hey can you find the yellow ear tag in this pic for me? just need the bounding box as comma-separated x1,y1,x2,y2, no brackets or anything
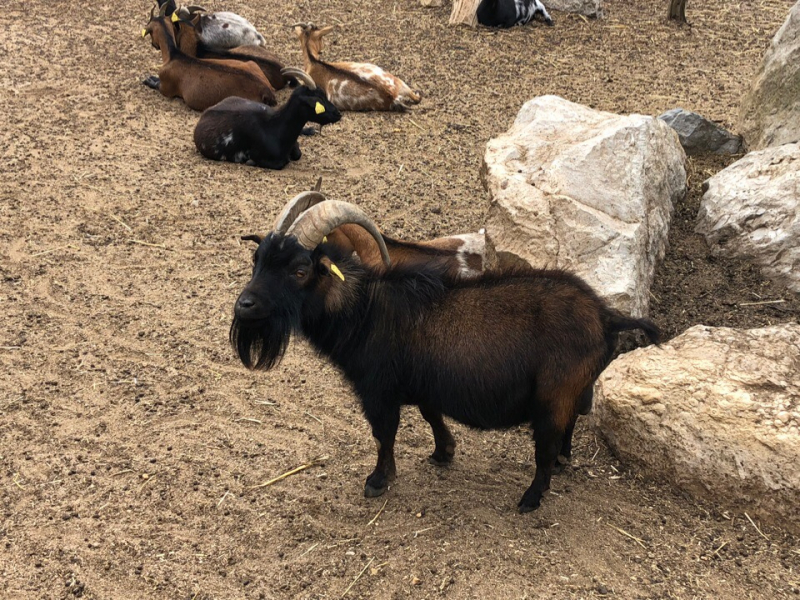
322,236,328,243
330,264,345,281
171,12,180,22
141,28,147,37
315,102,325,115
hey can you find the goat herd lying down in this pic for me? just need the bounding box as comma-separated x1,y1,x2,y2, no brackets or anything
138,3,660,513
140,2,422,169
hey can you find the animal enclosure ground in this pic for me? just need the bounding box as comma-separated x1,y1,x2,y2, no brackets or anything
1,0,799,598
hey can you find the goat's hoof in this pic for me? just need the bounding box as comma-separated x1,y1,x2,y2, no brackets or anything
552,455,570,475
427,450,454,466
142,76,160,89
517,489,543,513
364,482,387,498
545,18,555,26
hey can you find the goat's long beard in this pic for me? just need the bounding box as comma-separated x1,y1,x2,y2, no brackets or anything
229,316,291,370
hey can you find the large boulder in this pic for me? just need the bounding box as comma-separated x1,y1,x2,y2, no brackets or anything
738,2,800,150
658,108,742,155
594,324,800,534
482,95,685,317
695,142,800,295
543,0,603,18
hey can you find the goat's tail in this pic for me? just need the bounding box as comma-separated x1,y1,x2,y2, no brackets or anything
607,312,661,345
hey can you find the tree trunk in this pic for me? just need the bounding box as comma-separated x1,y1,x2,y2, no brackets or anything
449,0,481,26
668,0,687,23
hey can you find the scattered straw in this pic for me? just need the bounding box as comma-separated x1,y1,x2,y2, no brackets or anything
739,299,785,307
341,557,374,598
234,418,262,425
30,244,78,258
298,542,319,558
111,469,134,477
130,239,167,249
248,456,328,490
217,491,230,508
138,473,156,492
12,473,25,489
109,213,132,231
367,498,388,526
304,411,322,425
408,119,426,133
712,540,728,557
607,524,647,549
744,512,770,541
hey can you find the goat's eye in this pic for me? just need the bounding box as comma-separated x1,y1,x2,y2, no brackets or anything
295,269,307,279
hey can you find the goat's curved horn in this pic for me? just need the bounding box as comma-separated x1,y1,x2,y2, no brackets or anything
186,5,206,12
280,67,315,89
150,4,156,19
286,201,391,268
273,190,327,234
159,2,169,17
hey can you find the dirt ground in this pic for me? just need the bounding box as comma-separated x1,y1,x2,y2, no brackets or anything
2,0,799,598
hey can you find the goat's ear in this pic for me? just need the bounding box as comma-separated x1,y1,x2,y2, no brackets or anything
318,255,345,281
302,96,327,115
318,25,335,36
241,234,263,245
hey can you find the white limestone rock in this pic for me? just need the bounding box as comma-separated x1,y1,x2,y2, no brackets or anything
482,95,686,317
738,1,800,150
695,142,800,295
593,324,800,533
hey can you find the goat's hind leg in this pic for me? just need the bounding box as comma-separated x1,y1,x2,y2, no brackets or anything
363,400,400,498
518,417,563,513
419,405,456,466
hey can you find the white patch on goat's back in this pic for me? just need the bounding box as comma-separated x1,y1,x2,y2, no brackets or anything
452,233,486,277
222,133,234,146
233,151,247,163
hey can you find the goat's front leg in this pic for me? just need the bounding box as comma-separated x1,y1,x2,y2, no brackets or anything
142,76,161,90
362,400,400,498
419,405,456,466
289,142,302,161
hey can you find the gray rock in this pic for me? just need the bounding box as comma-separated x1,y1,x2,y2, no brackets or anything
594,324,800,534
695,142,800,295
659,108,742,155
482,95,685,317
738,1,800,150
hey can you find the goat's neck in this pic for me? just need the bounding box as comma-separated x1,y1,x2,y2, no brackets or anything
153,20,180,63
299,38,321,72
272,97,313,144
175,27,199,56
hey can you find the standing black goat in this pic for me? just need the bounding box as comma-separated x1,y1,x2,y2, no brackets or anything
231,204,660,512
193,68,341,169
477,0,554,27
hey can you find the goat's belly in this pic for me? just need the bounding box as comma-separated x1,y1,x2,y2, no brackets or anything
407,379,535,430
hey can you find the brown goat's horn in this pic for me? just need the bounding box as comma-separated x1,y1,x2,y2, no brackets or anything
186,5,206,12
286,201,391,268
150,4,156,19
273,190,327,234
281,67,315,89
159,2,169,17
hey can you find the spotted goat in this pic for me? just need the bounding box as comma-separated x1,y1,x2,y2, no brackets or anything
295,23,421,111
477,0,554,27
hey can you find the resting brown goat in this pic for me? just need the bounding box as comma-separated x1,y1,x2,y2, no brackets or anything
141,4,276,111
172,9,290,91
271,184,488,278
294,23,421,111
231,203,660,512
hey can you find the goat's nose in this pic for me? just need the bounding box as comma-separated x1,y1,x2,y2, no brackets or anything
235,295,258,317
